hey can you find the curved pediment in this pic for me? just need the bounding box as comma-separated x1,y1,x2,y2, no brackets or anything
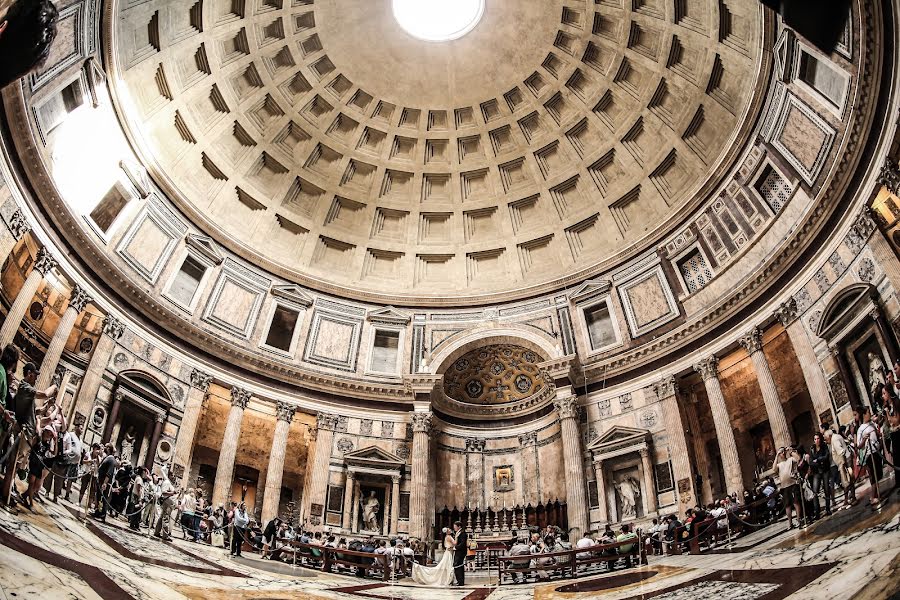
816,283,877,340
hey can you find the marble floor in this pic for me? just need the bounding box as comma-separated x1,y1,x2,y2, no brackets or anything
0,491,898,600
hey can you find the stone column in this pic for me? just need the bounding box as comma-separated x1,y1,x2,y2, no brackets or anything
409,411,433,541
261,400,295,524
870,306,900,365
390,474,401,535
555,394,588,538
776,299,834,425
0,247,55,348
102,390,123,443
350,479,360,532
831,346,862,410
144,413,165,469
73,315,125,425
639,447,657,515
694,356,744,496
685,395,713,504
211,387,251,507
304,412,337,529
593,460,608,523
341,470,355,530
739,328,793,449
172,369,211,482
36,284,92,390
652,376,695,509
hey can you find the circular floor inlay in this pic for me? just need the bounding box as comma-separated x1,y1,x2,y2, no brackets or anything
392,0,485,41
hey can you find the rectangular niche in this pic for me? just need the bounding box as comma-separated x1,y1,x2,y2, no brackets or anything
263,304,301,353
583,298,619,352
369,329,401,374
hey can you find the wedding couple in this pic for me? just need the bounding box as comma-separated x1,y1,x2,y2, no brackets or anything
412,521,468,587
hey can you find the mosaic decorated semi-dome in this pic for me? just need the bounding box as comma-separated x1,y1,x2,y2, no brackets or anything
443,344,546,405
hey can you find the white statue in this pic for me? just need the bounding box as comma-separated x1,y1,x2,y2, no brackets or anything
360,490,380,531
614,476,641,520
868,351,887,394
120,425,136,465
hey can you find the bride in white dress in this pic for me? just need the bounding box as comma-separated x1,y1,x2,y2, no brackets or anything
412,528,456,586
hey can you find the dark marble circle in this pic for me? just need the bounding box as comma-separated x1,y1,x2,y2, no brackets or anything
555,570,658,593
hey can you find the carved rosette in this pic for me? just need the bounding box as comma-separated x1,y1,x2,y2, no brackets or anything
738,328,763,354
9,209,30,240
774,297,798,327
651,376,678,401
68,284,93,313
553,395,579,420
189,368,212,392
410,411,433,435
102,315,126,340
465,437,486,452
275,400,296,423
517,431,538,446
32,247,57,275
693,356,719,381
230,386,251,409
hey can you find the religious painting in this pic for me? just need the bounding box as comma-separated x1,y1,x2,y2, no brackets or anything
357,486,386,533
749,422,776,475
612,466,643,521
493,465,515,492
326,485,344,514
310,503,324,517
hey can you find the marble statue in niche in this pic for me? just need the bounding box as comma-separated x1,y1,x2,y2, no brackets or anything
867,351,887,394
120,425,136,465
359,489,383,532
613,470,642,520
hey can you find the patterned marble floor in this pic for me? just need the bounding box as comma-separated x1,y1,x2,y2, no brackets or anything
0,493,898,600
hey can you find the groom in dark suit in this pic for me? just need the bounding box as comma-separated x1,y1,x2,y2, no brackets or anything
451,521,467,586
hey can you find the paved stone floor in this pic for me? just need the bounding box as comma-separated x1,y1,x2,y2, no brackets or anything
0,490,898,600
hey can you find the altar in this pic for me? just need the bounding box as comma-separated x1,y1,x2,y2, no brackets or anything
340,447,405,536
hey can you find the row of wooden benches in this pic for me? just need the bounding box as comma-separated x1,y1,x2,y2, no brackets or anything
496,535,647,584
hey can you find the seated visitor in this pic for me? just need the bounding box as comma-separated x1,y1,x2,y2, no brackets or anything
507,536,531,583
615,524,638,569
575,530,596,560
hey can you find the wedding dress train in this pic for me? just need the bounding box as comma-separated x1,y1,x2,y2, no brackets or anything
412,542,455,586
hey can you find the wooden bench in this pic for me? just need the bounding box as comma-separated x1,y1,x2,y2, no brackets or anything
272,540,392,581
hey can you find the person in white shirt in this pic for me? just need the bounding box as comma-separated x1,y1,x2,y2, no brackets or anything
855,407,883,505
153,468,176,540
776,446,802,529
56,424,83,502
230,502,250,557
575,531,596,560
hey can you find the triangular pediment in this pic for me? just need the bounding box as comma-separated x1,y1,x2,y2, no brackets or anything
185,233,224,265
367,306,410,325
568,278,611,304
587,425,649,452
344,445,404,468
271,284,314,307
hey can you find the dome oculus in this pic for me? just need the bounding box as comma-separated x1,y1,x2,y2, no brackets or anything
392,0,485,42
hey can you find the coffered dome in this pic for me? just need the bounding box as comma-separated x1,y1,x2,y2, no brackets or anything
109,0,765,302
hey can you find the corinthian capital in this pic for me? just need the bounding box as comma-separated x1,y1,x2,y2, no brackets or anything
68,284,93,314
738,328,763,354
693,356,719,381
276,401,296,423
189,368,212,392
9,209,30,240
33,247,57,275
410,411,433,435
553,395,579,420
102,315,126,340
774,297,798,327
651,376,678,401
230,386,251,409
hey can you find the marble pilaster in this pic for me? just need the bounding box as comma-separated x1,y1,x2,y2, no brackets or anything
593,460,608,523
694,356,744,496
0,247,54,348
390,474,400,535
144,413,164,469
211,387,251,507
303,412,337,529
37,284,91,390
341,471,354,530
261,401,295,524
652,376,695,509
555,394,588,538
465,437,486,509
640,447,657,515
409,410,432,540
73,315,125,427
172,369,211,482
739,328,792,449
518,431,539,506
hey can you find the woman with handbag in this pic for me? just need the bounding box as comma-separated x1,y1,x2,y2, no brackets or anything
855,406,883,505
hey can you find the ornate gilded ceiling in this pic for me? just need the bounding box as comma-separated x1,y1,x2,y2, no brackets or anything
442,344,547,405
109,0,765,301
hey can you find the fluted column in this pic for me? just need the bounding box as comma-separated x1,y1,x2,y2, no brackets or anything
555,394,588,538
36,284,91,390
390,474,401,535
304,412,337,530
102,390,123,443
261,401,296,524
593,460,608,523
776,299,834,425
73,315,125,426
870,306,900,365
144,413,165,469
694,356,744,496
519,431,539,506
409,411,433,540
0,247,55,348
652,376,695,510
739,328,792,449
341,471,355,530
211,387,251,507
640,447,657,514
172,369,211,482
